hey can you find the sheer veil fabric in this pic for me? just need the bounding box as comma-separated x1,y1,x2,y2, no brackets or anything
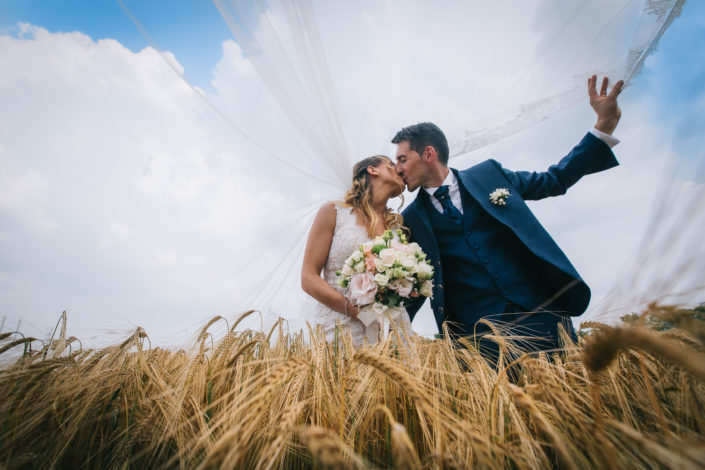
126,0,699,335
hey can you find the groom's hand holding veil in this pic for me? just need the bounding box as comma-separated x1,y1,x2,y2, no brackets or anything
588,74,624,135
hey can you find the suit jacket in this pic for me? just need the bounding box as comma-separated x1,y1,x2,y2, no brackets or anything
402,132,618,330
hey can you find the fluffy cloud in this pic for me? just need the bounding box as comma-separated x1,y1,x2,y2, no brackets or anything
0,145,56,236
0,24,320,346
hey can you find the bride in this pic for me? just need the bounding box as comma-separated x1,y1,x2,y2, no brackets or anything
301,155,412,346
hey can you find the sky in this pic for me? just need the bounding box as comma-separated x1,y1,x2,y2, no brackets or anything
0,0,703,348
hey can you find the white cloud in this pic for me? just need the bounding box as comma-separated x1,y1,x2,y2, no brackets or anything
97,221,135,248
0,25,310,346
0,145,56,236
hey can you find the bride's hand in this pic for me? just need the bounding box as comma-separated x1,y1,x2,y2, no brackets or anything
346,298,360,319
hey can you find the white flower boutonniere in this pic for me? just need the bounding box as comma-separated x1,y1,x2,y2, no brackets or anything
489,188,510,206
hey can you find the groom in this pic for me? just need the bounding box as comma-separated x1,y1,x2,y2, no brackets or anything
394,75,623,355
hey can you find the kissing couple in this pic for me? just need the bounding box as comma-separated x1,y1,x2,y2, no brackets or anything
301,75,624,357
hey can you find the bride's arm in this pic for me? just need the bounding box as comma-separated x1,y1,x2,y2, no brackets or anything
301,203,359,318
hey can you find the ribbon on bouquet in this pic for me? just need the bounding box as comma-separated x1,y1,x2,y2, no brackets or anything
356,302,407,344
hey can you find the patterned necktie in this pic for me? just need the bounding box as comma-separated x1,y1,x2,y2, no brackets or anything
433,185,462,223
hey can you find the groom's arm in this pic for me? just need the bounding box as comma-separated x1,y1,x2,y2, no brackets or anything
500,132,618,200
503,75,624,201
401,205,431,322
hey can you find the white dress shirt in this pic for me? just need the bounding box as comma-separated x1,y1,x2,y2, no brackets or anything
424,170,465,215
423,128,619,214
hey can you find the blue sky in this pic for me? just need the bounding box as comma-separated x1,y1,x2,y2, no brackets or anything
0,0,233,87
631,1,704,157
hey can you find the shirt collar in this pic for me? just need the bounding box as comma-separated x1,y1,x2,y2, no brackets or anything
423,168,456,196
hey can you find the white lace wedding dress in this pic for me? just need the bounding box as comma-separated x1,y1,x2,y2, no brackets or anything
302,204,412,346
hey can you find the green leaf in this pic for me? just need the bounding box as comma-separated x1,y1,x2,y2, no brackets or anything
385,294,400,308
371,243,386,254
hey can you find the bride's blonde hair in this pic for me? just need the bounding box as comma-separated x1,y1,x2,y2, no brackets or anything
343,155,405,237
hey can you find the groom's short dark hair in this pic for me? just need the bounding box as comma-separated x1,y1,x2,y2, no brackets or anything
391,122,449,165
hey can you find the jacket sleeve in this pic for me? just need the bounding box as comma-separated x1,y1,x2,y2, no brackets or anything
501,132,619,201
401,205,430,322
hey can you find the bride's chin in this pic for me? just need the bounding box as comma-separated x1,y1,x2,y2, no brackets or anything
389,186,404,198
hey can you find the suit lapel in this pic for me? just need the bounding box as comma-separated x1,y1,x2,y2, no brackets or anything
455,163,582,278
408,192,438,256
455,164,523,230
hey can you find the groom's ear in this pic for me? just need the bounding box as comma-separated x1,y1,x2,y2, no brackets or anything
423,145,437,163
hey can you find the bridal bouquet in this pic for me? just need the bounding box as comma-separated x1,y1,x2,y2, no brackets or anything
336,229,434,341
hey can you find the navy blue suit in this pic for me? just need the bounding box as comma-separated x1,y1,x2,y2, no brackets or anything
402,132,618,350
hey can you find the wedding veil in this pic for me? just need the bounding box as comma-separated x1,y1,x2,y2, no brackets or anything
121,0,701,335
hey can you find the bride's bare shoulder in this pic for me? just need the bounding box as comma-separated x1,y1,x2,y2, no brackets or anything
318,201,337,216
311,202,338,230
313,201,353,231
320,201,351,215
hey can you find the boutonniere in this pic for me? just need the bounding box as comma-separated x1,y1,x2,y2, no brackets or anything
489,188,510,206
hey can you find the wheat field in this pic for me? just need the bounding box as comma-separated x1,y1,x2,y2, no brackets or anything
1,305,704,469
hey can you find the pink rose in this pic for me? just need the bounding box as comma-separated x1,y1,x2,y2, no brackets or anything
349,272,378,306
390,240,413,255
364,254,377,272
388,278,413,297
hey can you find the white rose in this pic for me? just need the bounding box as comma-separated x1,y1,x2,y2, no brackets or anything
401,255,418,272
390,240,405,252
354,261,366,273
352,251,364,263
374,273,389,287
419,280,433,298
379,248,396,267
391,267,406,279
342,264,354,276
416,262,433,280
374,258,386,272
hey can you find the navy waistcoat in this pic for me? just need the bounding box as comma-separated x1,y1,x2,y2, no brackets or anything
422,175,567,335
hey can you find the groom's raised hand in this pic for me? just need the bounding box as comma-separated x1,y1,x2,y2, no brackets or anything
588,75,624,135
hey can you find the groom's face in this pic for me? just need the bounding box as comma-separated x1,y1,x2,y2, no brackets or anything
395,141,425,192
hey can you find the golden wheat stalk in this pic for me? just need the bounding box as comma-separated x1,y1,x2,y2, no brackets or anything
583,325,705,381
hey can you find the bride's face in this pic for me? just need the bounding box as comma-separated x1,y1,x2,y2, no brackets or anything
377,159,405,198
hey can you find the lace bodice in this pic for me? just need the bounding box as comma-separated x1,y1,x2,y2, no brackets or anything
321,204,371,293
